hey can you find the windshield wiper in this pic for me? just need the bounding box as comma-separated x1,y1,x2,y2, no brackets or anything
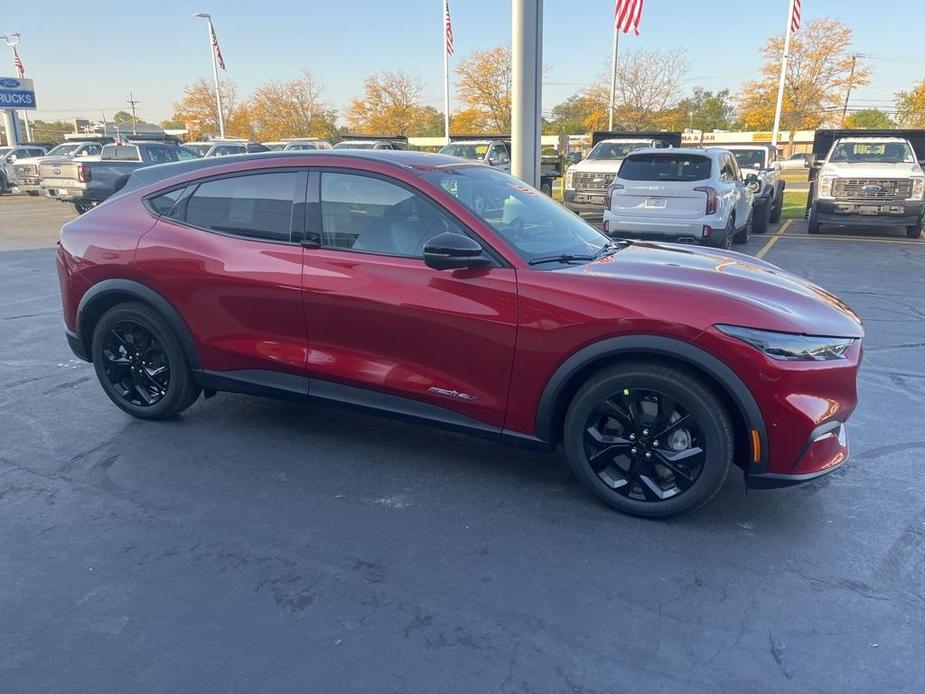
528,254,596,266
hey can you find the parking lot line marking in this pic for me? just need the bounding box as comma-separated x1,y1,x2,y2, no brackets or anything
767,234,922,246
755,220,791,259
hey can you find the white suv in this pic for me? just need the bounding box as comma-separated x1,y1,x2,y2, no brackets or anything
603,147,756,249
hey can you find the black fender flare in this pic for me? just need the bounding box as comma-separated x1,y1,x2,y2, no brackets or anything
76,278,202,370
533,335,768,472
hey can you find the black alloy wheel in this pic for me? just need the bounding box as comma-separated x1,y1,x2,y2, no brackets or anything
583,388,705,502
91,302,200,419
563,362,733,517
101,320,170,407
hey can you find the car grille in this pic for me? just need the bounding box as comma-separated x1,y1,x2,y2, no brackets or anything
14,164,38,177
573,171,617,191
832,178,912,200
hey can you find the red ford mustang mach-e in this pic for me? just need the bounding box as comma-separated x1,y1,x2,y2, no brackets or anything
56,151,863,516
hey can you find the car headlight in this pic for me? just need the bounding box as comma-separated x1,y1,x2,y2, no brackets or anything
717,325,854,361
818,175,837,199
565,169,575,190
910,176,924,201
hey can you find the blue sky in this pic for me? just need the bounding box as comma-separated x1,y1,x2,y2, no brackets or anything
5,0,925,125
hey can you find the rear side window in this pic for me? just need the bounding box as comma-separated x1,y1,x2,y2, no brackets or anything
103,146,140,161
148,188,186,217
184,172,299,242
619,153,712,182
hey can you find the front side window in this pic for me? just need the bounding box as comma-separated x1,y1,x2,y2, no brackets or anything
321,172,457,257
421,165,609,264
619,153,712,182
185,172,299,242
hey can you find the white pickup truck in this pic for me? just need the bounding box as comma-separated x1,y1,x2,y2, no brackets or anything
564,131,681,216
807,130,925,238
10,141,103,195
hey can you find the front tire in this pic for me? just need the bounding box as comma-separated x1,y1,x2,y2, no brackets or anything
90,302,200,420
563,362,734,518
769,183,785,223
807,204,821,234
907,218,923,239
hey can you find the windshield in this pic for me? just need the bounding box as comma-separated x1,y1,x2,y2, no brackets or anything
421,165,610,264
587,142,649,160
619,153,712,182
439,143,489,160
731,149,766,170
47,144,81,157
830,141,915,164
333,142,376,150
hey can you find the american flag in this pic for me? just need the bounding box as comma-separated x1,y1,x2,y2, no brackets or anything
790,0,801,31
12,46,24,79
444,0,454,56
615,0,644,36
210,22,226,70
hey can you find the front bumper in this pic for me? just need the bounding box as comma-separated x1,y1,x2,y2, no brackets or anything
564,190,607,215
748,420,849,489
814,199,924,226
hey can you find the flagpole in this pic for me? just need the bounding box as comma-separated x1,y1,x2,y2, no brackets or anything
770,0,795,150
608,23,619,131
443,0,450,143
194,13,225,138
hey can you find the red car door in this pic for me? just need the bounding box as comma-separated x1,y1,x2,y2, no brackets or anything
134,169,309,380
300,168,518,430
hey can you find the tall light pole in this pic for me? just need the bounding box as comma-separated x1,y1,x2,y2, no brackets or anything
193,12,225,138
1,32,32,142
511,0,543,189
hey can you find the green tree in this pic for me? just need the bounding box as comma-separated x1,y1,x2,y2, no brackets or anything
29,120,73,143
547,93,605,134
675,89,736,132
896,79,925,128
844,109,893,129
112,111,134,124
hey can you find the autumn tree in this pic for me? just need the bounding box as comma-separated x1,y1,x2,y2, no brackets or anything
896,79,925,128
455,45,512,133
580,48,688,130
249,71,338,141
547,93,607,134
738,18,870,134
348,71,442,136
171,78,242,140
450,107,492,134
844,108,893,129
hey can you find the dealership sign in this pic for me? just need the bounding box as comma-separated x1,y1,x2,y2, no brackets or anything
0,77,37,110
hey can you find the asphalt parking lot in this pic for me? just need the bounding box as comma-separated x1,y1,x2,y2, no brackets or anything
2,196,924,693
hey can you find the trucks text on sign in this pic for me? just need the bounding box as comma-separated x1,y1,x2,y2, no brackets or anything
0,77,37,110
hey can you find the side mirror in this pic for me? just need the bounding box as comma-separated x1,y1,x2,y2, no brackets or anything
744,173,760,191
6,155,15,163
423,232,491,271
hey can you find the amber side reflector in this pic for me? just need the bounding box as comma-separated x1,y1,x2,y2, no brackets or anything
751,429,762,463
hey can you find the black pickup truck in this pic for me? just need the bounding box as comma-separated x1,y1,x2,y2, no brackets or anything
40,142,197,214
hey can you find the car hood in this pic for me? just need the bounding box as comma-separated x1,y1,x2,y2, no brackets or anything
820,161,924,178
571,159,625,173
555,241,864,338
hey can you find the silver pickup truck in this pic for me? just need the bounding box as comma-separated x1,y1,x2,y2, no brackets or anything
10,141,103,195
41,142,193,214
0,144,47,194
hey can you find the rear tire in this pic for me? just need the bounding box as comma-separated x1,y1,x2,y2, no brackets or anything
563,362,734,518
90,302,200,420
707,215,734,249
541,181,552,196
73,202,93,215
734,211,752,244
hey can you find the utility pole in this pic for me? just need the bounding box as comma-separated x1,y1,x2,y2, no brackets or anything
608,26,619,131
771,0,796,149
127,92,140,134
840,55,857,128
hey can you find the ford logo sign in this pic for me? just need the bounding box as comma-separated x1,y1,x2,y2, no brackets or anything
0,78,20,89
53,167,61,175
863,184,882,194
